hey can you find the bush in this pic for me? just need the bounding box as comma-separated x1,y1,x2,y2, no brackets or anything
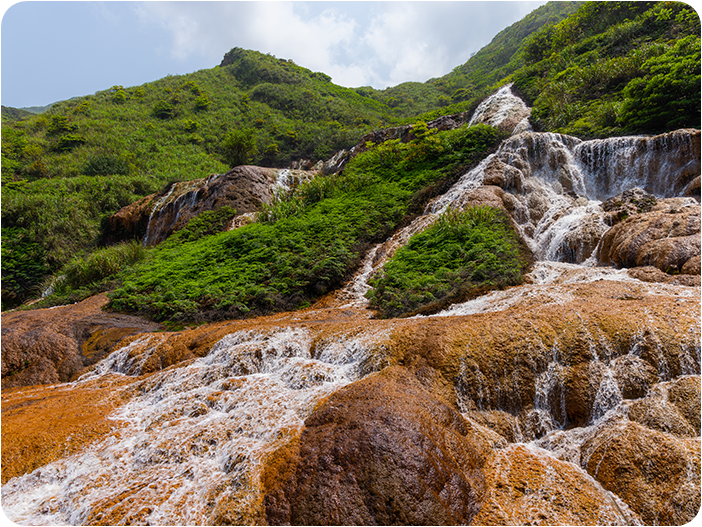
83,154,130,176
366,205,526,318
55,134,86,152
220,128,258,167
35,240,149,308
153,100,175,119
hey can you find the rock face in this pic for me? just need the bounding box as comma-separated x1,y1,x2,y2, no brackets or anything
597,200,701,273
1,294,159,388
473,444,640,525
265,367,490,526
103,166,317,246
3,264,699,525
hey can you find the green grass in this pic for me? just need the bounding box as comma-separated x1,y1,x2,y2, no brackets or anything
105,124,506,322
366,206,527,318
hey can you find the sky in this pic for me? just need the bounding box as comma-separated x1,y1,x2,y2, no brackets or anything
1,1,547,109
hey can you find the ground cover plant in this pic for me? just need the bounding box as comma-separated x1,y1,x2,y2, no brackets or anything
366,206,527,318
106,124,507,322
512,1,700,137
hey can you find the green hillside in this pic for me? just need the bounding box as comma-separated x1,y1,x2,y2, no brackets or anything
2,0,700,314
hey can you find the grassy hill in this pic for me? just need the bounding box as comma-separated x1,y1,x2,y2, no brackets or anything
2,0,699,314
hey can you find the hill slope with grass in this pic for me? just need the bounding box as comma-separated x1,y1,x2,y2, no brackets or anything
2,0,699,314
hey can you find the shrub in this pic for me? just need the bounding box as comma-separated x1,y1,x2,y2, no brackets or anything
194,94,211,111
34,240,149,308
220,128,258,167
55,134,86,152
366,205,526,318
46,115,76,135
153,100,175,119
83,154,130,176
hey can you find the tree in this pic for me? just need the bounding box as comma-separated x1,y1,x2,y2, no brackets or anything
220,129,258,167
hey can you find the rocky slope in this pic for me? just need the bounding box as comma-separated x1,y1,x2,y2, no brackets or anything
103,166,318,246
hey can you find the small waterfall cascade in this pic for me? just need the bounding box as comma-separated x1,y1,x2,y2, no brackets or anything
467,83,532,134
270,169,316,200
1,326,391,525
3,86,700,527
334,85,699,306
143,177,215,246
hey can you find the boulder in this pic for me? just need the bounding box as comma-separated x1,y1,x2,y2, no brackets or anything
581,420,701,525
103,166,319,247
264,366,491,526
597,203,700,273
473,444,641,525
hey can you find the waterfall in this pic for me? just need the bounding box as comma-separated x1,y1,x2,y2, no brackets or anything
1,327,391,525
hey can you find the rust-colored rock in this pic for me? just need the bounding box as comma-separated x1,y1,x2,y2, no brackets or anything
1,378,132,484
265,366,490,526
103,166,318,246
597,202,700,273
473,444,641,525
581,420,701,525
100,194,155,245
1,294,160,388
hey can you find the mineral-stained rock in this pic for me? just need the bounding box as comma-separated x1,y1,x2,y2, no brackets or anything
597,203,701,273
1,378,131,484
264,366,491,526
610,354,658,399
603,187,658,221
1,294,160,388
581,420,701,525
681,254,701,275
473,444,641,526
101,194,155,245
627,394,697,437
103,166,318,246
667,376,701,434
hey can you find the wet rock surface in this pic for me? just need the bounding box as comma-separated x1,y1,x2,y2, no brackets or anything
103,166,317,246
266,366,490,526
598,201,701,273
473,444,641,525
1,294,160,388
581,420,701,525
2,267,699,525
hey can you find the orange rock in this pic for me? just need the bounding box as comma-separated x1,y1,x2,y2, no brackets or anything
265,366,491,526
473,444,641,525
1,377,132,484
1,294,160,388
581,420,701,525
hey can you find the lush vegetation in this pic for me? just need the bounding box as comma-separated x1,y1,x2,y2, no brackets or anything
513,1,700,136
105,124,507,321
367,206,527,318
2,1,699,312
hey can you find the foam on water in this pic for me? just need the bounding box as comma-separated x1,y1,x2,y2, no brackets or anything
2,327,389,525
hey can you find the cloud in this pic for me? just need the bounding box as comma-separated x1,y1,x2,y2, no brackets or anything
133,1,547,89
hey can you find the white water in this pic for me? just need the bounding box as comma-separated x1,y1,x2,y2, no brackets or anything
4,84,700,526
2,327,392,525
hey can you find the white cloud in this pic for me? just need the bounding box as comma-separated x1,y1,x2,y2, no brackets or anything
134,1,548,89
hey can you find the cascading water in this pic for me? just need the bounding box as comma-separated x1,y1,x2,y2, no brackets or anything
1,327,392,525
